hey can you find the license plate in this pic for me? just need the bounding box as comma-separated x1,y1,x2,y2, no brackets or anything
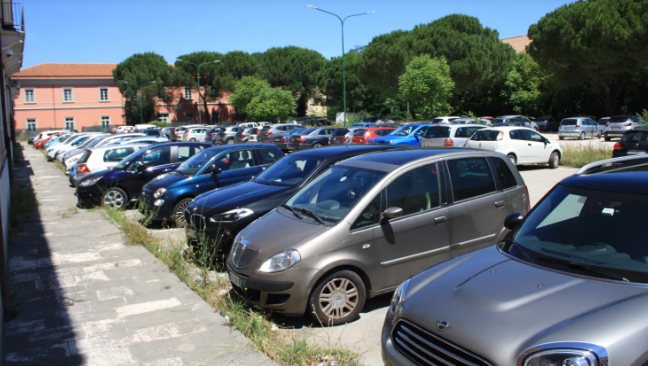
612,126,620,130
629,150,646,155
229,271,243,288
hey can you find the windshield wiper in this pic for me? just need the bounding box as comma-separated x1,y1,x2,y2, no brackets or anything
508,240,535,263
534,256,630,282
281,204,303,220
295,208,326,225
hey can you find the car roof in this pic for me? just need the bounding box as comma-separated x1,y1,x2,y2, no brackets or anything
291,145,398,159
89,143,149,151
562,156,648,196
339,148,477,172
202,143,278,153
481,126,533,131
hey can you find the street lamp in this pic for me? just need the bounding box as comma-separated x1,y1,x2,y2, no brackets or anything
176,59,221,124
307,5,374,127
123,80,156,124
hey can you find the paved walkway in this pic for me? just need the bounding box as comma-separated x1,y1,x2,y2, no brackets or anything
5,143,275,366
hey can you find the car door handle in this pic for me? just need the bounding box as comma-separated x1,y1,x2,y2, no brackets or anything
494,200,506,208
434,216,447,224
528,143,532,146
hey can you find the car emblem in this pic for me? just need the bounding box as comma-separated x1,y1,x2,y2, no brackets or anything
193,207,197,212
436,320,452,331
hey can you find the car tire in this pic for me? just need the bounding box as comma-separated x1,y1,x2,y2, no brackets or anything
507,154,517,166
604,135,610,142
548,151,560,169
226,139,235,145
189,138,197,142
578,132,585,140
313,143,323,148
308,270,366,326
558,136,564,140
102,187,128,210
172,198,193,226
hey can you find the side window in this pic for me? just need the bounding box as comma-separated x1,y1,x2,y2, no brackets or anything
375,129,390,136
455,128,468,138
103,148,135,162
216,150,255,171
177,146,199,162
142,148,172,167
491,157,517,189
256,149,278,165
447,158,496,201
351,193,381,230
385,164,440,216
509,130,524,140
522,130,544,142
318,129,328,135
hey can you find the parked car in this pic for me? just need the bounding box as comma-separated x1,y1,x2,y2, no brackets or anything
351,127,397,144
368,123,431,146
531,116,555,131
170,124,206,141
272,128,306,152
432,116,461,123
235,128,259,143
115,126,135,133
329,127,364,145
140,144,284,224
258,124,304,143
111,136,168,145
160,127,174,140
62,134,111,171
236,122,259,128
35,132,67,149
140,128,161,136
466,126,562,168
419,124,487,147
72,144,149,186
227,148,530,325
47,133,100,161
350,123,377,128
491,115,538,130
75,142,210,210
44,132,73,149
604,115,641,141
95,133,146,148
558,117,603,140
181,127,209,142
382,154,648,366
28,130,68,145
186,145,401,253
450,118,489,125
612,126,648,158
286,127,336,150
210,126,243,145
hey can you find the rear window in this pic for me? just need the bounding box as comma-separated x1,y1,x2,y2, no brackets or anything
621,131,648,142
354,129,367,136
471,130,501,141
561,119,578,125
422,127,451,138
333,128,349,136
431,118,445,123
78,150,91,164
491,118,505,124
609,116,633,123
492,157,517,189
104,147,136,162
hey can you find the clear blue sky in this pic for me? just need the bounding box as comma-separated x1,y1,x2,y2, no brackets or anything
21,0,575,68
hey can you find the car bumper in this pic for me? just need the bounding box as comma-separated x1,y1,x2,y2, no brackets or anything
138,193,175,221
381,321,417,366
273,141,291,151
604,130,627,136
557,131,581,138
75,185,103,207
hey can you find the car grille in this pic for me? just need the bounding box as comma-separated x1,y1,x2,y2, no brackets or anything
392,319,493,366
190,214,206,231
232,241,258,269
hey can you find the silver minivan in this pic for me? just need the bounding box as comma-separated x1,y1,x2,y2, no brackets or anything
227,149,529,325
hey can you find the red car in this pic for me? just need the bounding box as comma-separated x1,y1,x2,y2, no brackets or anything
35,132,66,149
351,127,396,144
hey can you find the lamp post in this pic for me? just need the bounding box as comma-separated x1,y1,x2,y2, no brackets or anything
123,80,156,124
307,5,374,127
176,59,221,124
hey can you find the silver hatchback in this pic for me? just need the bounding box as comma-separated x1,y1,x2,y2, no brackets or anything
558,117,602,140
419,124,487,147
604,115,641,141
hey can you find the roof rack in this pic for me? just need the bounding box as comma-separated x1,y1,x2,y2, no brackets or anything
577,154,648,175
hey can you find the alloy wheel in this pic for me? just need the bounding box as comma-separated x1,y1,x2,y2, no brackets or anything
318,278,359,320
103,190,125,209
174,200,191,225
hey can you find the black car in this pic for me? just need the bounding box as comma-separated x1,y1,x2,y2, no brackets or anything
75,142,210,209
531,116,555,131
184,145,401,252
612,126,648,158
140,128,161,136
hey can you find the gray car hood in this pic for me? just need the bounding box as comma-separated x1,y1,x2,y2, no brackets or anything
400,245,648,364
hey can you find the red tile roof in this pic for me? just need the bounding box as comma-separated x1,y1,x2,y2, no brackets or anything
501,36,531,53
13,63,117,79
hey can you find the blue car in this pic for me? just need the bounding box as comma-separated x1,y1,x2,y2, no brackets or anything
75,142,211,210
367,123,430,146
140,143,284,224
350,122,377,128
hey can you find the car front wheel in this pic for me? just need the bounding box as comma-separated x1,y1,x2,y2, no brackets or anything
308,270,366,326
313,143,323,148
102,187,128,210
172,198,193,226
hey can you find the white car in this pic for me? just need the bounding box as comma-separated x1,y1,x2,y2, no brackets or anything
115,126,135,133
420,124,487,147
72,144,148,185
110,136,168,145
30,130,69,144
95,133,146,147
181,127,209,142
46,133,99,160
466,126,562,168
432,116,461,123
237,122,259,128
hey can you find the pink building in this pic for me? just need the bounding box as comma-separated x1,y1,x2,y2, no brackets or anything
12,63,235,132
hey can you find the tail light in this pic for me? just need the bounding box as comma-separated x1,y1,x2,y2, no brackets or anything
574,125,580,129
613,142,622,150
497,131,504,141
263,131,272,135
208,132,215,136
237,134,244,138
329,137,332,141
173,128,177,133
625,122,632,126
295,136,306,142
444,138,454,147
340,137,348,142
77,164,90,173
280,137,288,142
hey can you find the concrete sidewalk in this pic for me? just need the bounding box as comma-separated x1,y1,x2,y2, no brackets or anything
5,143,275,366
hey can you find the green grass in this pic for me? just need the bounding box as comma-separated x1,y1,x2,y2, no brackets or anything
560,144,611,168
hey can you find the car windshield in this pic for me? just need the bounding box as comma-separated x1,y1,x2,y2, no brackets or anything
423,126,451,138
72,136,90,146
175,149,219,175
471,130,501,141
284,166,385,223
333,128,348,136
509,185,648,283
561,119,578,125
390,125,417,136
621,131,648,143
255,155,324,187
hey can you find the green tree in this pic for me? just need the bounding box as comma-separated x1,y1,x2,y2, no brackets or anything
246,88,297,122
113,52,178,124
528,0,648,116
398,55,455,119
229,77,272,120
174,51,224,123
322,49,368,113
501,53,544,115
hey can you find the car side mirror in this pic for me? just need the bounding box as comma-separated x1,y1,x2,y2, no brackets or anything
211,168,222,177
382,207,404,220
136,164,147,174
504,212,524,231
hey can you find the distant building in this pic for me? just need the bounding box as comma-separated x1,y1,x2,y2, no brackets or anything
502,35,531,53
12,63,235,132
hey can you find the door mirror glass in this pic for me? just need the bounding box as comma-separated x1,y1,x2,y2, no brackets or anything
382,207,404,220
504,212,524,230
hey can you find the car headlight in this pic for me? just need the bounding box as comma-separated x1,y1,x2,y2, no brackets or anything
523,350,597,366
387,278,410,319
258,249,301,273
79,176,102,187
209,208,254,223
153,188,166,198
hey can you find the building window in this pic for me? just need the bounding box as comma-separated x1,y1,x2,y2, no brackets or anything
65,117,75,130
24,89,35,103
101,116,110,128
185,112,194,122
184,87,192,100
26,118,37,131
158,113,169,123
99,87,109,101
63,88,74,102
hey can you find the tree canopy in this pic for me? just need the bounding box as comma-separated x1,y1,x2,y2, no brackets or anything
399,55,455,119
229,76,272,119
246,87,297,122
501,53,544,116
